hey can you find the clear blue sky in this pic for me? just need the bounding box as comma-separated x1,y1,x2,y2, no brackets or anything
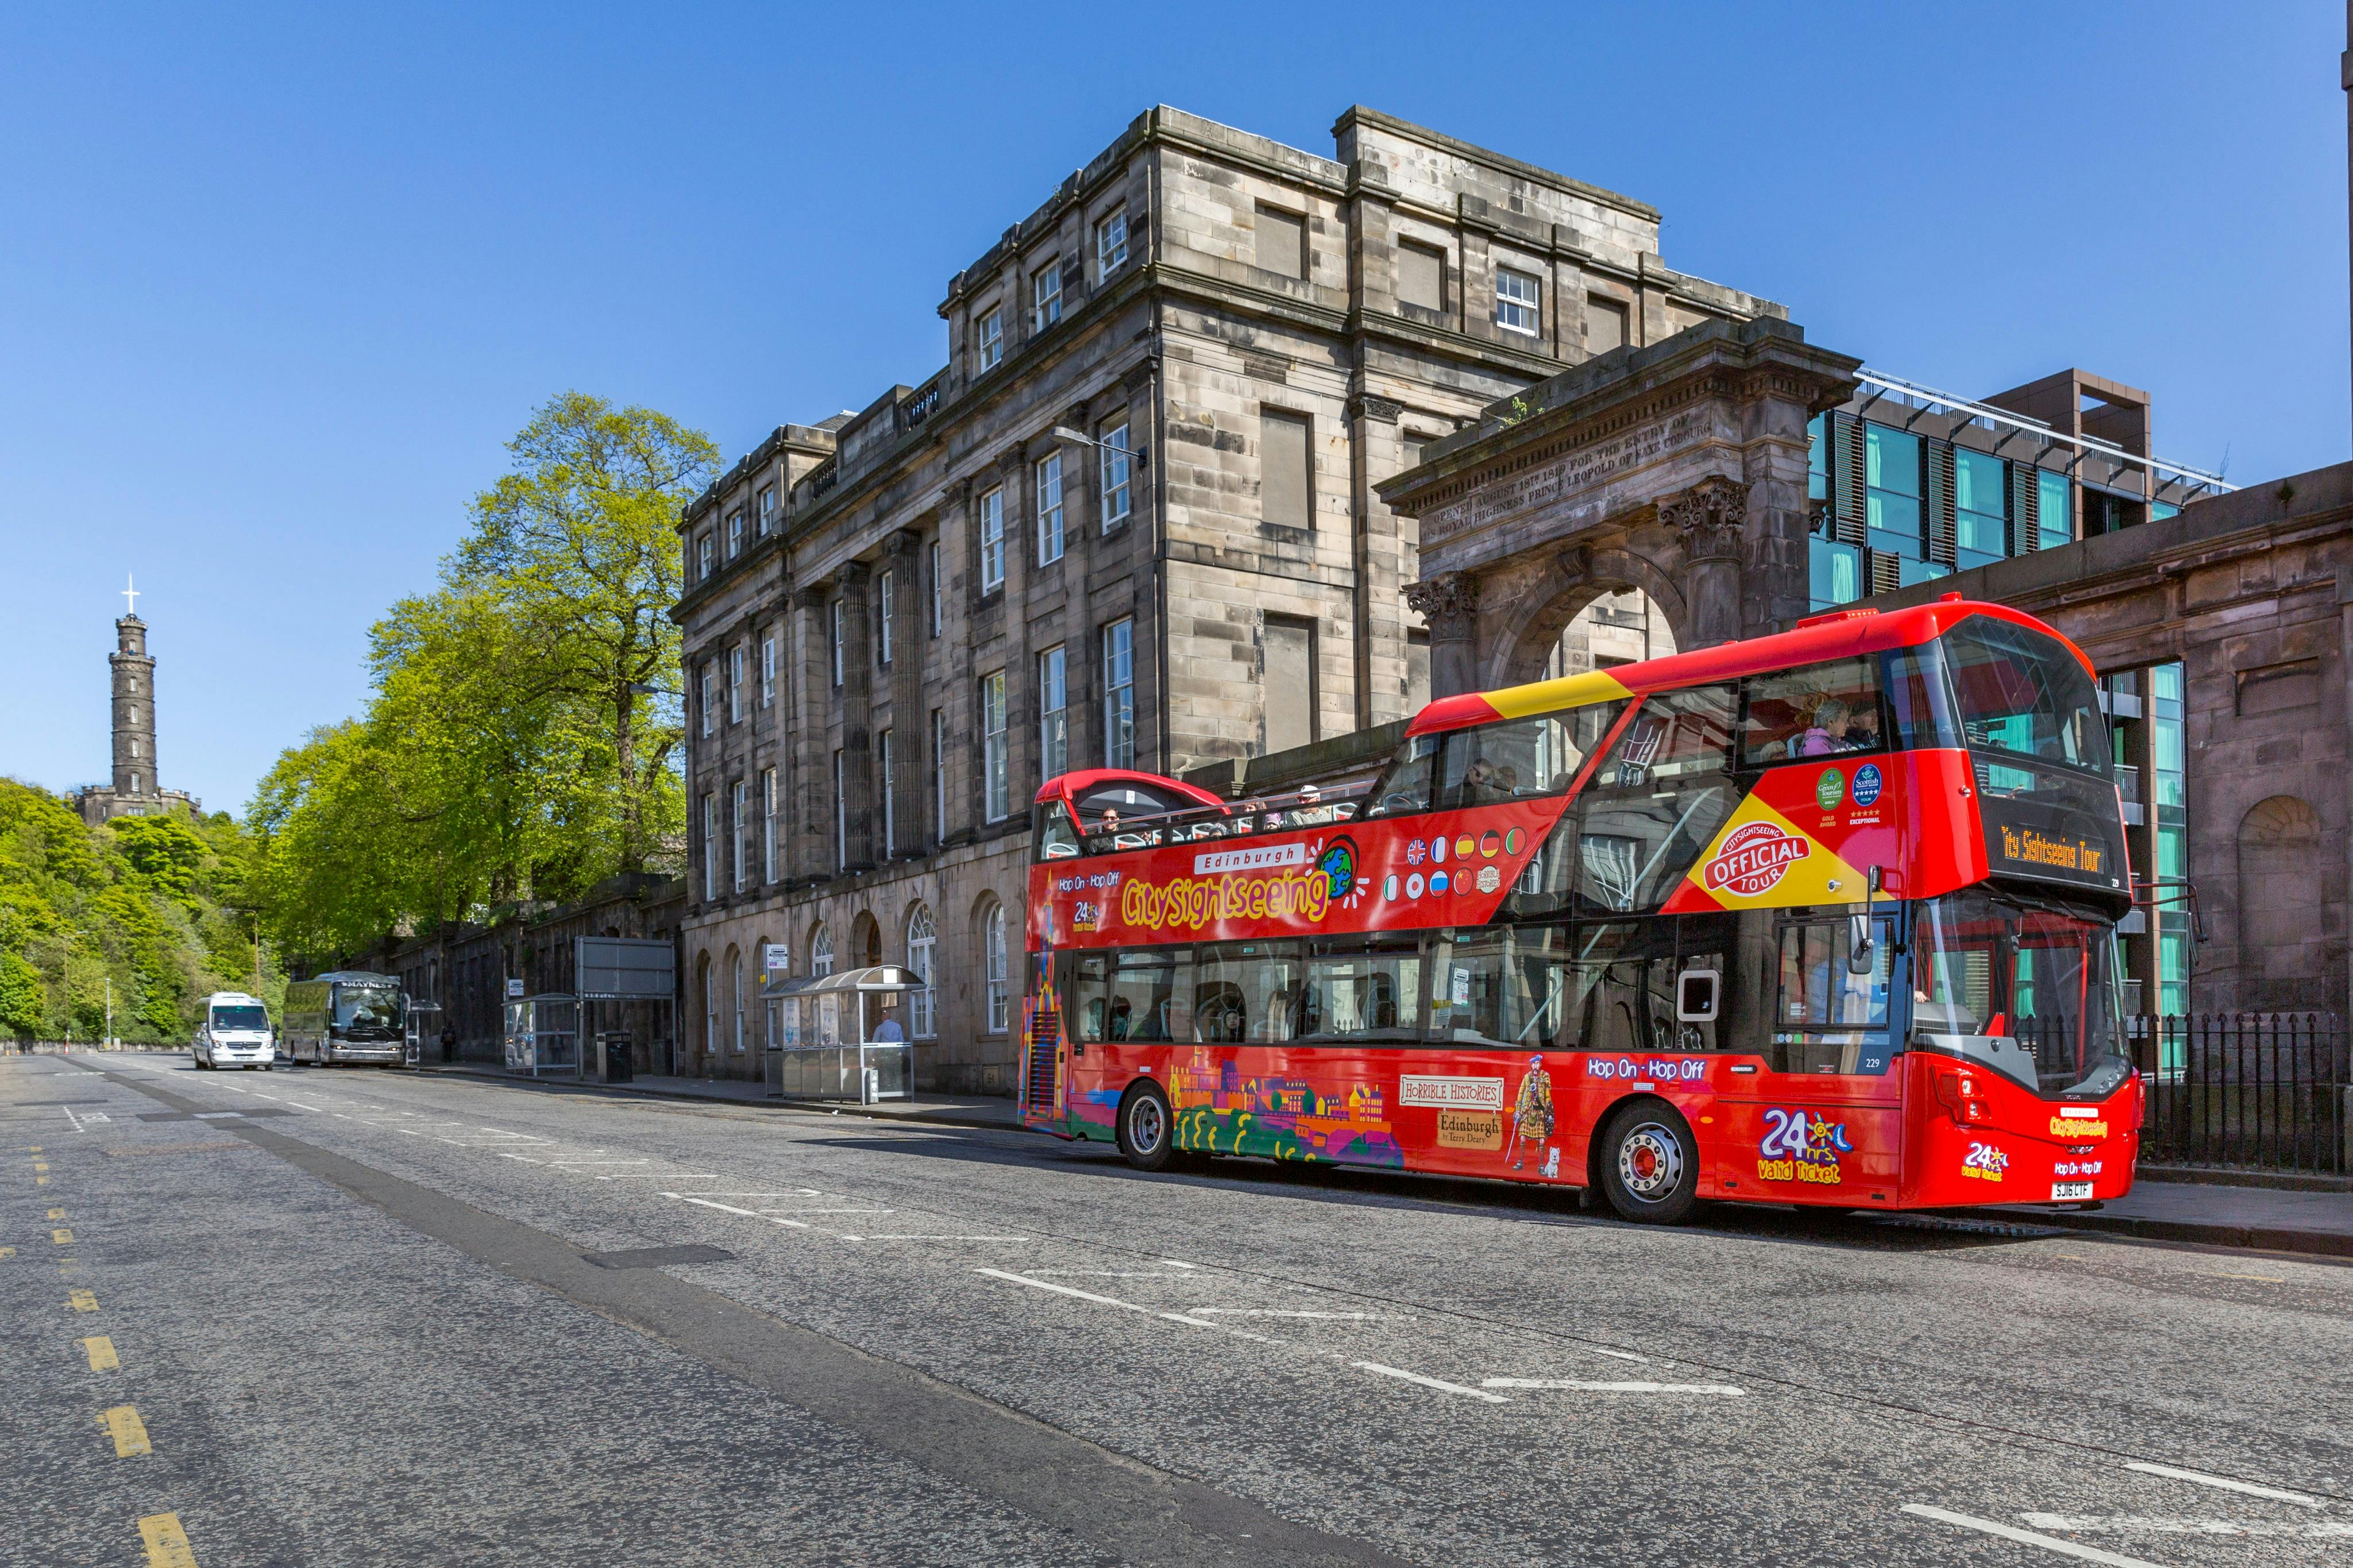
3,1,2345,818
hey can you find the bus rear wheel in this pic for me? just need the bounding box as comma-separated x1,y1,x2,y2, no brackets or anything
1598,1101,1700,1225
1116,1082,1176,1173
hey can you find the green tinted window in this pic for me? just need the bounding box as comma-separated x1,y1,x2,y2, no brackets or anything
2037,470,2072,549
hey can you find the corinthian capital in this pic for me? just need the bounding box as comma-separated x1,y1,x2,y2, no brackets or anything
1403,570,1481,639
1659,476,1749,562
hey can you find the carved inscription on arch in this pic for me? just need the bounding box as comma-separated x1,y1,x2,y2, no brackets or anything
1422,410,1705,545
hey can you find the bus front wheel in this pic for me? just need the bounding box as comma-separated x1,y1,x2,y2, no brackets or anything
1116,1082,1176,1173
1598,1100,1700,1225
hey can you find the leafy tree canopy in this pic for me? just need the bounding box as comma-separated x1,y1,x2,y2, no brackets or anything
249,393,712,967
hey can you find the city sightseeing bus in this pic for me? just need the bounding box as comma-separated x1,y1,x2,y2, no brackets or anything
1019,597,2138,1223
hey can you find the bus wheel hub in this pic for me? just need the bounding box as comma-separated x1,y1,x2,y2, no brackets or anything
1619,1125,1681,1198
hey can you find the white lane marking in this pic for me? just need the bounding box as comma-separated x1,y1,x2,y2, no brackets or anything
977,1269,1142,1311
280,1100,326,1111
674,1195,811,1229
1583,1346,1650,1364
1028,1269,1202,1279
1159,1312,1295,1348
1351,1361,1510,1404
757,1208,892,1215
1482,1377,1745,1396
494,1153,545,1164
1901,1505,2166,1567
546,1160,652,1167
680,1191,824,1198
61,1106,88,1134
1162,1260,1200,1269
1183,1310,1407,1321
2022,1515,2353,1539
2123,1461,2324,1508
593,1173,720,1180
843,1234,1028,1242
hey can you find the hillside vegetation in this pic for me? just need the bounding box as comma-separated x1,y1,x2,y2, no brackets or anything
0,778,280,1044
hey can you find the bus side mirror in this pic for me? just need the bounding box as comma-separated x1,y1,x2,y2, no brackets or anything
1846,915,1874,975
1847,864,1885,975
1676,970,1719,1022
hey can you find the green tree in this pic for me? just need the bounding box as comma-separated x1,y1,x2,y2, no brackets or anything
458,393,712,874
247,393,711,964
0,951,43,1037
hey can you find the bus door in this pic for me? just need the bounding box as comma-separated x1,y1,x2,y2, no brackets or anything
1714,907,1903,1205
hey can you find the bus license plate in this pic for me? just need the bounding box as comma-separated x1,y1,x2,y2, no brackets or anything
2050,1180,2093,1201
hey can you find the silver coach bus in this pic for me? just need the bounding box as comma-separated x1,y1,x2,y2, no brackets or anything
281,971,407,1067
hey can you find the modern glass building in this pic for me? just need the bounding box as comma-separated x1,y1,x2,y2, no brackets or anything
1805,369,2213,615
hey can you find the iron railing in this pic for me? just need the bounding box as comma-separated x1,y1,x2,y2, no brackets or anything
2132,1013,2351,1175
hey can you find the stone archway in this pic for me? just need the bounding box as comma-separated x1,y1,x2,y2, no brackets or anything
1384,318,1861,698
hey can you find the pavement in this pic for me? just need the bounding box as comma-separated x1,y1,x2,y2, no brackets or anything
414,1057,1024,1130
10,1049,2353,1566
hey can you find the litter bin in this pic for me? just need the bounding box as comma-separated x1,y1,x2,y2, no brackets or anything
599,1032,634,1084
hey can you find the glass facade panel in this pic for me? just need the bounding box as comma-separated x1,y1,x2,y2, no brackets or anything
1955,448,2007,566
1866,425,1922,559
1807,414,1827,503
2038,470,2072,549
1808,538,1858,612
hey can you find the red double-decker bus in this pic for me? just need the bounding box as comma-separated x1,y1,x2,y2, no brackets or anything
1020,598,2137,1223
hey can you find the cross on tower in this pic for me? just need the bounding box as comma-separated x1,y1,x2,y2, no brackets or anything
121,574,140,616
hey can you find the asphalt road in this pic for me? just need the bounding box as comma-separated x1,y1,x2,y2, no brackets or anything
7,1052,2351,1568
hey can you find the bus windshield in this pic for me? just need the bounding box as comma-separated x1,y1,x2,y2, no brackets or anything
1942,617,2109,779
1914,890,2126,1096
333,986,405,1037
209,1005,269,1032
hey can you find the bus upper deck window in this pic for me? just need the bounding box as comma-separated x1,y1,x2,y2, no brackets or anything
1742,659,1883,767
1037,803,1081,859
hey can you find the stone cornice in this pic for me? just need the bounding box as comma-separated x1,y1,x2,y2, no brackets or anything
1378,318,1861,519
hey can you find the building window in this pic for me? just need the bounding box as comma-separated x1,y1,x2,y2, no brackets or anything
1397,240,1446,311
130,773,140,795
1260,410,1311,531
1102,618,1135,768
2038,470,2073,549
982,901,1009,1032
977,306,1003,370
761,767,778,882
830,601,843,686
732,779,749,890
878,568,894,665
728,646,745,723
932,707,948,840
1586,295,1628,355
727,510,743,558
1866,425,1924,562
130,739,141,758
906,905,936,1038
731,954,745,1052
1264,615,1317,752
1955,449,2008,569
1096,209,1128,274
879,728,895,856
982,670,1009,821
1036,451,1064,565
1255,203,1305,280
1039,646,1067,781
758,485,776,534
697,532,713,581
1031,258,1062,332
979,487,1005,593
811,924,834,978
1099,421,1131,530
833,749,846,870
761,636,776,706
1807,414,1829,504
700,665,716,737
1809,538,1861,614
1495,267,1541,335
701,956,716,1052
929,540,944,633
701,793,717,897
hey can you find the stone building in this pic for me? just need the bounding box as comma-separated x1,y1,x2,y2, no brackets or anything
672,105,1780,1090
76,597,200,825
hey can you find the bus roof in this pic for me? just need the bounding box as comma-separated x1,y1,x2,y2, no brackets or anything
1406,598,2089,738
1032,768,1229,812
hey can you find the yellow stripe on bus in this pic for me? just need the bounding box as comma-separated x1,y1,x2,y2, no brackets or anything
1479,670,1634,721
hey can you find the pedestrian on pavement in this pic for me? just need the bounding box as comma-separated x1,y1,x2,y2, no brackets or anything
439,1021,458,1063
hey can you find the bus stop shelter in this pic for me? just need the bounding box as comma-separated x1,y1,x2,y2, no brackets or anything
761,965,917,1102
502,994,578,1076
